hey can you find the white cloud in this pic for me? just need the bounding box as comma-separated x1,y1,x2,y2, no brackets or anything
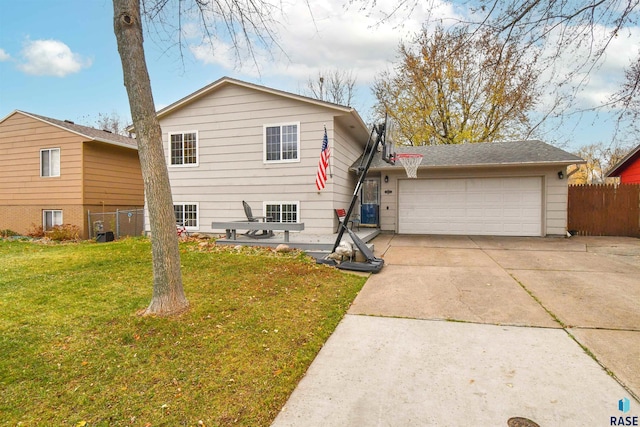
184,0,460,115
0,48,10,61
187,0,460,83
18,39,92,77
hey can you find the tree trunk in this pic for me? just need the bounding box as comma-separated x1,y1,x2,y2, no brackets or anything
113,0,189,316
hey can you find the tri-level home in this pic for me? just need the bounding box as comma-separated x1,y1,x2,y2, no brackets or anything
149,76,371,236
151,77,584,238
0,110,144,238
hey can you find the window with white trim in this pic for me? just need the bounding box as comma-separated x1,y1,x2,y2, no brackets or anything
169,131,198,166
40,148,60,177
264,201,299,223
264,123,299,162
43,210,63,230
174,203,199,229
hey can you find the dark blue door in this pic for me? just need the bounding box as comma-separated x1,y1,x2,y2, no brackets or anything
360,179,380,226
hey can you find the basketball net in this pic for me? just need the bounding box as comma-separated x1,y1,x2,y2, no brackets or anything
396,153,423,178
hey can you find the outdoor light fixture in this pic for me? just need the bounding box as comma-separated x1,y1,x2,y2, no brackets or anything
384,175,389,183
558,171,564,180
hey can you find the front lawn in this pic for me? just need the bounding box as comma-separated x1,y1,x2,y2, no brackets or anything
0,238,366,426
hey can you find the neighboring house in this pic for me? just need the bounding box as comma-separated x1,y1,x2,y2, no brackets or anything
364,140,585,236
148,77,370,236
0,110,144,238
606,143,640,183
149,76,584,238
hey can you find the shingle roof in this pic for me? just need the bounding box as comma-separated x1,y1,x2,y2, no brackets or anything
17,111,137,149
354,140,585,171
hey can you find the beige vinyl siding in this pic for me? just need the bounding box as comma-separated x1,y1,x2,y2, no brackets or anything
379,165,570,236
545,166,570,235
157,84,367,234
83,141,144,206
328,119,364,228
0,113,83,206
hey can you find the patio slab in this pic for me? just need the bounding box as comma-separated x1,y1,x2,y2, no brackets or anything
569,328,640,398
348,265,559,327
509,270,640,330
272,316,632,427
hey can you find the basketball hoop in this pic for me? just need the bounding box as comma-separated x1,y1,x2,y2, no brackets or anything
396,153,423,178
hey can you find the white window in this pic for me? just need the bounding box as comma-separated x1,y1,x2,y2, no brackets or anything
43,210,63,230
174,203,199,229
169,131,198,166
264,201,299,223
40,148,60,177
264,123,299,163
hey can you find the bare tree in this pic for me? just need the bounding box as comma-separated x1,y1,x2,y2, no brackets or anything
81,111,129,135
112,0,290,316
612,54,640,127
304,69,357,106
569,141,633,184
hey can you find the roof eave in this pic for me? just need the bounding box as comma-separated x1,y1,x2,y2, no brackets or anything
605,145,640,177
364,159,586,172
85,138,138,150
156,76,354,119
127,76,366,135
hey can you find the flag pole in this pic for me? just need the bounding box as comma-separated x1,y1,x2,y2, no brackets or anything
325,124,333,178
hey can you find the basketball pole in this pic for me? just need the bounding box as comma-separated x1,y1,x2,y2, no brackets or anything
330,120,387,254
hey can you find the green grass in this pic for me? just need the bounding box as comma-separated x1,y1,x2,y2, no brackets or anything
0,238,367,426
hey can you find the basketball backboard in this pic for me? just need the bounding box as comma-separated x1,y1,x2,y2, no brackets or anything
381,116,396,165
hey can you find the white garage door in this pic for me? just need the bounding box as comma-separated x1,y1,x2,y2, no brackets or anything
398,177,542,236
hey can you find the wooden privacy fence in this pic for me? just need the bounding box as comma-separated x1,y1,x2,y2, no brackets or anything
568,184,640,237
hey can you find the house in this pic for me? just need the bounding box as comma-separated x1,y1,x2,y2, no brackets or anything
605,143,640,183
152,77,584,238
0,110,144,238
150,77,370,236
366,140,585,236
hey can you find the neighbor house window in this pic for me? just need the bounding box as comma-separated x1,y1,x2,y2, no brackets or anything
169,131,198,166
40,148,60,177
43,210,62,230
264,202,299,223
264,123,299,162
174,203,199,229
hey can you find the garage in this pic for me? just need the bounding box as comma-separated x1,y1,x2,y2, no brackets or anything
398,177,543,236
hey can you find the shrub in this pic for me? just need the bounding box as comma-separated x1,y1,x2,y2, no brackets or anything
26,224,45,238
0,229,19,238
46,224,80,241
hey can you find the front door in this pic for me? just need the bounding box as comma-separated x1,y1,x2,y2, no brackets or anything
360,178,380,226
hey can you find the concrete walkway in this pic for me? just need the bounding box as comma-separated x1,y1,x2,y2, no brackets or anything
272,234,640,426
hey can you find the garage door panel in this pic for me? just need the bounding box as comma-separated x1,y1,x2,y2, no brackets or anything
398,177,542,236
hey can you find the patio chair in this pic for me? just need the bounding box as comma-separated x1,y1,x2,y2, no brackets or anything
335,208,360,233
242,201,274,238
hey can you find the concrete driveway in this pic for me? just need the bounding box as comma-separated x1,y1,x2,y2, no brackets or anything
272,235,640,426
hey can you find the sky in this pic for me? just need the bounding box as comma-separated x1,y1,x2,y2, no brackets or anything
1,0,639,153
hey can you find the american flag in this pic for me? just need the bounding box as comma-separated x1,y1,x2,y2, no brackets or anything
316,126,331,191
